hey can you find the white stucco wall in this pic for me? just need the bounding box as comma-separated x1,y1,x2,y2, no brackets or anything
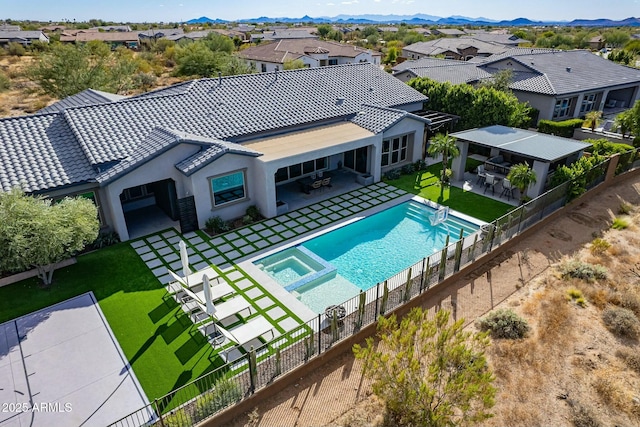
102,144,198,241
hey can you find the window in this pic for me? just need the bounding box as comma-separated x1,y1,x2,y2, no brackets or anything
381,134,410,167
210,171,246,207
275,157,328,183
553,98,573,119
580,93,598,114
261,63,267,72
328,58,338,65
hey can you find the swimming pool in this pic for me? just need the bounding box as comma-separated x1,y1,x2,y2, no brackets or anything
254,200,480,313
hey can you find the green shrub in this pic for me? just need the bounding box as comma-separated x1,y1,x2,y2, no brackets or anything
194,377,242,420
477,308,530,339
6,42,25,56
205,216,230,234
384,168,401,180
611,217,628,230
616,348,640,374
242,214,253,225
401,164,415,175
558,259,608,281
538,118,584,138
90,230,120,250
245,205,260,221
601,306,639,338
590,238,610,255
413,159,427,171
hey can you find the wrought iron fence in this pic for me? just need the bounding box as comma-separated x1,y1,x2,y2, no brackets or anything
109,160,636,427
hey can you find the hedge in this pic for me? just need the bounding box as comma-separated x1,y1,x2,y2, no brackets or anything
538,118,584,138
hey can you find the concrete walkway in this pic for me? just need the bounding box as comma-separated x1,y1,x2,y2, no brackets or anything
0,293,152,427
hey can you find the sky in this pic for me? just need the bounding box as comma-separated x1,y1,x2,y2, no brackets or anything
2,0,639,23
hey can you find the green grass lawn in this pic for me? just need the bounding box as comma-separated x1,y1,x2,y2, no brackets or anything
386,162,514,222
0,243,223,406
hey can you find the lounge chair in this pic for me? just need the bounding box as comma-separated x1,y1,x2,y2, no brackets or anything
203,316,275,361
166,270,233,303
190,296,253,325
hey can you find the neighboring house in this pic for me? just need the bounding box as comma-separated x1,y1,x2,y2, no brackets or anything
0,30,49,47
0,63,429,241
431,28,466,37
450,125,592,198
460,33,528,47
0,24,21,31
89,25,132,32
237,39,381,73
250,30,318,43
402,38,507,61
377,26,399,33
40,25,67,33
210,28,246,41
166,30,214,42
589,35,605,51
394,48,640,122
138,28,184,41
38,89,126,114
60,31,139,48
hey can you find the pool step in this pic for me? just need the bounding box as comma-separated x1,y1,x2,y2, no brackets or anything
405,204,477,236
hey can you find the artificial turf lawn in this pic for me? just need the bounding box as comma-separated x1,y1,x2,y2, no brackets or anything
0,243,222,404
386,162,514,222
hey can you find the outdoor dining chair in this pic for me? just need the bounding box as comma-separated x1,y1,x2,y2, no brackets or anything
483,173,498,195
476,164,487,185
500,178,515,201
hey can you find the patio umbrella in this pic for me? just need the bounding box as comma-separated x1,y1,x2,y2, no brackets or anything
179,240,191,285
202,275,223,344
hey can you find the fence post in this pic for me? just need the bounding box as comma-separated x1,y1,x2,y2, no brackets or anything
154,399,165,427
374,283,380,321
419,257,426,293
469,234,478,262
356,290,365,330
248,346,257,394
438,239,448,281
317,314,322,355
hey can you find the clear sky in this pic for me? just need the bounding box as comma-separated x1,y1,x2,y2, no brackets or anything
2,0,639,23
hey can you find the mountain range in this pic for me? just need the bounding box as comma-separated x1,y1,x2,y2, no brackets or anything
186,14,640,27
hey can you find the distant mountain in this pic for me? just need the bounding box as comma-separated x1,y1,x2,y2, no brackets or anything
185,14,640,27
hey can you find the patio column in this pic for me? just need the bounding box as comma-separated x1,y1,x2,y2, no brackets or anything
452,140,468,181
599,89,610,110
530,160,549,198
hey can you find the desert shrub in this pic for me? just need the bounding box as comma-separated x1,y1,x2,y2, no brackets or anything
618,202,633,215
601,306,639,338
558,259,608,281
194,376,242,420
571,403,601,427
589,238,610,255
245,205,261,221
608,289,640,317
205,215,230,234
0,71,10,92
7,42,25,56
477,308,530,339
162,408,191,427
611,217,628,230
616,348,640,374
567,288,587,307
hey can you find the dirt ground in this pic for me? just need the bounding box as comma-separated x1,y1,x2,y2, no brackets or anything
227,171,640,427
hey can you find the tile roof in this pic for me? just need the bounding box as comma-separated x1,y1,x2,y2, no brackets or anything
350,105,431,134
399,62,494,85
0,114,94,192
96,128,262,184
64,63,428,165
39,89,126,114
403,38,507,57
0,63,427,194
0,31,46,40
238,39,375,64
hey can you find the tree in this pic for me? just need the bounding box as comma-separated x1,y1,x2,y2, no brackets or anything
283,59,306,70
614,100,640,141
479,69,513,93
174,42,222,77
427,132,460,185
507,163,537,202
317,24,332,39
353,308,496,427
0,188,99,286
603,30,630,49
27,43,139,98
585,110,602,132
384,46,398,65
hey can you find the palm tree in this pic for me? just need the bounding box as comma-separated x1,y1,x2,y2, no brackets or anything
507,163,537,203
427,132,460,185
585,110,602,132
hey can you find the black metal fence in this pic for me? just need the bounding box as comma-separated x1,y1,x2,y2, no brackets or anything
108,152,637,427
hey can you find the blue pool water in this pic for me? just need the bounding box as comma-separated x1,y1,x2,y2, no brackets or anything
255,201,480,313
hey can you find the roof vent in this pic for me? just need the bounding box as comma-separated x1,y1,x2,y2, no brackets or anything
566,67,571,72
336,97,345,106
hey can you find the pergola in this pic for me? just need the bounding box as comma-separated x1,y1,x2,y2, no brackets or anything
450,125,592,197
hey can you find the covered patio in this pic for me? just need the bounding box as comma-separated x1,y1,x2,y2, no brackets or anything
246,122,381,216
450,125,592,199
